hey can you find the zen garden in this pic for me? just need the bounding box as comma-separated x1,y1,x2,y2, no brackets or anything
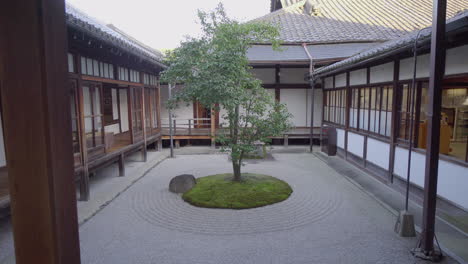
1,0,468,264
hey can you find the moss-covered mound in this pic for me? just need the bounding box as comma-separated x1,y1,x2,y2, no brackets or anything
182,173,292,209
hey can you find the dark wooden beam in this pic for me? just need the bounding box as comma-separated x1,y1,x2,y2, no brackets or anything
419,0,447,255
0,0,81,263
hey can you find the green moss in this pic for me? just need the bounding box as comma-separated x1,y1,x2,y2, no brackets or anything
182,173,292,209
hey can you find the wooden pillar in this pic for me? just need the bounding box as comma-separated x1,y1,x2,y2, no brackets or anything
344,72,350,159
76,56,89,201
157,139,163,151
118,153,125,177
419,0,446,256
0,0,81,263
141,87,148,162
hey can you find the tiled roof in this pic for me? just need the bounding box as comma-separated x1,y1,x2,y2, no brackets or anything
255,0,468,44
65,3,165,68
247,42,378,63
314,10,468,76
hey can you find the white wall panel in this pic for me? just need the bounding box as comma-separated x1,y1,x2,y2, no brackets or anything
445,45,468,76
324,77,333,89
350,69,367,86
337,128,345,149
366,138,390,169
335,73,346,88
370,62,394,83
280,68,308,84
281,89,308,127
104,124,120,134
394,147,468,210
160,85,194,128
119,89,129,132
112,89,119,120
251,68,275,84
437,159,468,210
399,54,430,80
347,132,364,157
399,45,468,80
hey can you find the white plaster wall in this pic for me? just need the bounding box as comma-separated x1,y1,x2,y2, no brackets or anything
219,107,229,127
337,128,345,149
324,77,333,89
445,45,468,76
399,54,430,80
347,132,364,157
0,115,6,167
119,89,129,132
83,86,93,133
394,147,468,210
370,62,394,83
366,138,390,170
350,69,367,86
281,89,308,127
250,68,275,84
104,124,120,134
280,68,308,84
160,85,194,128
335,73,346,88
399,45,468,80
112,89,119,120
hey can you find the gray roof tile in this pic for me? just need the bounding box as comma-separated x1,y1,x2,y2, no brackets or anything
255,0,468,44
314,10,468,76
65,3,165,67
247,42,378,63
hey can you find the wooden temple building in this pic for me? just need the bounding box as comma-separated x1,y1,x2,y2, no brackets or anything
161,0,468,147
0,3,166,204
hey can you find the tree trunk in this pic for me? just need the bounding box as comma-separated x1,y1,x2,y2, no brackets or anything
231,104,241,182
232,160,241,181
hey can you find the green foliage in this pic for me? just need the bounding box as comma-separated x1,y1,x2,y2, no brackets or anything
182,173,293,209
161,4,292,180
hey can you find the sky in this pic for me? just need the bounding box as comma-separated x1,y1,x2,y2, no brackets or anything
66,0,270,51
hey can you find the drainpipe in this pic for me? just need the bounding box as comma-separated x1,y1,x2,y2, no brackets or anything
168,83,174,158
303,43,315,152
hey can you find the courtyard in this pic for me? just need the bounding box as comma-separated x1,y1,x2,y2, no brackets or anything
73,151,454,263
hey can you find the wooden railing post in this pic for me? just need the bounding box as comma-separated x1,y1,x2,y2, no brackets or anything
211,109,216,148
188,119,192,135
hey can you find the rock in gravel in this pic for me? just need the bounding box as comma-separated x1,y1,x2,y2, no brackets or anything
169,174,196,193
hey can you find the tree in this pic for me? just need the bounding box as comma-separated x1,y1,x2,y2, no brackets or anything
161,4,291,181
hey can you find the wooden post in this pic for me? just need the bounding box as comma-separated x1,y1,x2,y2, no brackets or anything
210,108,216,148
141,87,147,162
0,0,81,263
157,139,163,151
418,0,446,257
118,153,125,177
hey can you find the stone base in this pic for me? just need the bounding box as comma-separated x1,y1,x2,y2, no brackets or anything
394,210,416,237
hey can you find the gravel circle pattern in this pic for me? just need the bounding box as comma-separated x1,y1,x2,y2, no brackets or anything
130,155,343,235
